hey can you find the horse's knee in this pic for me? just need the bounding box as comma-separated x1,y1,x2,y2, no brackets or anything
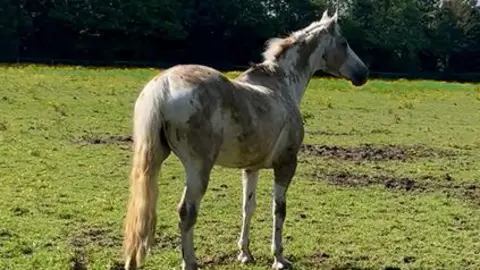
178,201,198,232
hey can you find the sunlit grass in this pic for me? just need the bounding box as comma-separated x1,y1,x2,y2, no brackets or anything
0,64,479,270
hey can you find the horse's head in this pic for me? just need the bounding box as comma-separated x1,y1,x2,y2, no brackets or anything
306,10,369,86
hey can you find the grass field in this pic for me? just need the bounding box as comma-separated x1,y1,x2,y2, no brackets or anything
0,65,479,270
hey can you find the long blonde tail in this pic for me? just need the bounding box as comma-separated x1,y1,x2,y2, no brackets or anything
123,77,170,269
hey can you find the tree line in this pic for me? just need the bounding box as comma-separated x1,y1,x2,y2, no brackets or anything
2,0,480,76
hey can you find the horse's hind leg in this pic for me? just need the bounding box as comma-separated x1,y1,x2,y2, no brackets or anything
237,169,259,263
178,160,213,270
271,158,297,270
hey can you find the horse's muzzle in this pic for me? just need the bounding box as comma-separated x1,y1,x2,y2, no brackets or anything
351,69,369,86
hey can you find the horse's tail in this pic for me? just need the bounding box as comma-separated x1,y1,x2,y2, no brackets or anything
123,76,170,270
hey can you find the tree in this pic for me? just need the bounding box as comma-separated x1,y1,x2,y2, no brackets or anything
432,0,480,72
0,0,31,61
0,0,477,75
341,0,434,72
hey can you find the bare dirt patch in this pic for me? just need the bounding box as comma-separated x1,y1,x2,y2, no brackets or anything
0,228,15,240
308,251,330,265
74,135,132,147
69,225,123,269
11,206,31,216
316,170,421,192
109,262,125,270
70,249,88,270
74,135,456,163
70,226,121,248
306,129,363,136
21,246,34,255
154,232,180,250
307,169,480,204
403,256,416,263
74,134,133,150
300,144,454,162
200,252,237,267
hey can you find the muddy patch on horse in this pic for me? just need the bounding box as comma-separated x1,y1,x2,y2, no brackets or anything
300,144,454,162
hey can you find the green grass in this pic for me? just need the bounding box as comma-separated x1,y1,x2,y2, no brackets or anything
0,64,479,270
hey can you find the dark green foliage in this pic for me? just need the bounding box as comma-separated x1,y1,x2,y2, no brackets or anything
1,0,479,74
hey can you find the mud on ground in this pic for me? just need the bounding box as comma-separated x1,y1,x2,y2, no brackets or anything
69,224,181,270
75,135,456,162
69,226,121,249
70,249,88,270
300,143,455,162
306,169,480,205
75,135,133,145
74,135,473,204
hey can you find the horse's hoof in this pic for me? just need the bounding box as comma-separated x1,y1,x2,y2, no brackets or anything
272,258,293,270
237,251,255,264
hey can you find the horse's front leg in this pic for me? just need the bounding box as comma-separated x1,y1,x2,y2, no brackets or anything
271,158,297,270
237,169,259,263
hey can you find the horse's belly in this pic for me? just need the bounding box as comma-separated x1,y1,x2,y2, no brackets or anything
214,124,283,169
215,142,271,169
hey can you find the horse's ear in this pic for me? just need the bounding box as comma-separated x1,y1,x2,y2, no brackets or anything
326,11,338,34
321,9,329,21
332,10,338,22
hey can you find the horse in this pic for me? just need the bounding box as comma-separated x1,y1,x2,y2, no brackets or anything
122,9,368,270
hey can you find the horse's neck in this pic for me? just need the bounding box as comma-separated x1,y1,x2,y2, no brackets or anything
284,69,313,106
276,52,316,105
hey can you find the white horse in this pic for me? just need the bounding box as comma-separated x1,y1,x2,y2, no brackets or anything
122,10,368,270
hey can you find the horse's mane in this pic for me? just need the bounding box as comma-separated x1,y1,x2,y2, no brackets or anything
240,11,339,78
261,13,339,63
262,36,298,62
